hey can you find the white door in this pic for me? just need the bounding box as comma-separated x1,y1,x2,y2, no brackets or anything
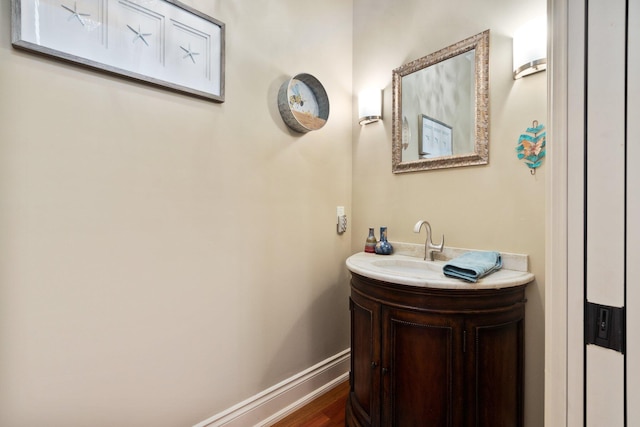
627,0,640,424
585,0,625,423
548,0,638,424
585,0,636,424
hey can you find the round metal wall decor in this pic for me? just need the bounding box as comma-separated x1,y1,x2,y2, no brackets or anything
277,73,330,133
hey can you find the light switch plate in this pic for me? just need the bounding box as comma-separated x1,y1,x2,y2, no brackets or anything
586,301,625,354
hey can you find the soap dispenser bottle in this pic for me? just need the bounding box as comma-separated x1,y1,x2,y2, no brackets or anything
365,228,377,253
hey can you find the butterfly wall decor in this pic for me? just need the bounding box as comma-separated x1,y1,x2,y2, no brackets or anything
516,120,546,174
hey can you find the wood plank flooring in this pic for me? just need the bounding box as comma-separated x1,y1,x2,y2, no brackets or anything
269,380,349,427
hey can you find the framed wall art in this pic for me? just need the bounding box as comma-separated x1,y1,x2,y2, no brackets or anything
11,0,225,102
277,73,330,133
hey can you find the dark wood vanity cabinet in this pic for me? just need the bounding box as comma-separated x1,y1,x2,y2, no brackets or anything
346,272,527,427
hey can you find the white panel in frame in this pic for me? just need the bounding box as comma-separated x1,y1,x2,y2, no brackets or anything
11,0,225,102
419,114,453,159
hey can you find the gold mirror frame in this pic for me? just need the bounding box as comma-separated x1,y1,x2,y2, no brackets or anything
392,30,490,173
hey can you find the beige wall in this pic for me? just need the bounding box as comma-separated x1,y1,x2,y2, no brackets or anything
352,0,547,426
0,1,353,426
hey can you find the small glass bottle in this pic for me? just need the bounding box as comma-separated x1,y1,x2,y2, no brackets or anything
365,228,377,253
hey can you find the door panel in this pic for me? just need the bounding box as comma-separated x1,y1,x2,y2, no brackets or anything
349,294,380,425
465,308,525,427
381,308,461,427
627,0,639,424
585,0,625,307
566,1,587,425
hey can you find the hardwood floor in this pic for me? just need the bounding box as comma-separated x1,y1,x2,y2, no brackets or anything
269,380,349,427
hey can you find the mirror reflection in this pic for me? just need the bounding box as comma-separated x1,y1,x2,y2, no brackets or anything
392,30,490,173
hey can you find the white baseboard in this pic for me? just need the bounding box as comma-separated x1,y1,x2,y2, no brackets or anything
193,349,350,427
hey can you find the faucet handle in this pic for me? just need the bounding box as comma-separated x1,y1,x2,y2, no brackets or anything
430,234,444,251
426,234,444,261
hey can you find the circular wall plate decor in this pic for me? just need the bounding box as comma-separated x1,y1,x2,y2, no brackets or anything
277,73,330,133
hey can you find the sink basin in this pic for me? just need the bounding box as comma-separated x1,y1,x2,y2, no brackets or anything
346,252,534,289
369,258,442,275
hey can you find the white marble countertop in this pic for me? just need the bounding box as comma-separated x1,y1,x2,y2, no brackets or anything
346,242,535,290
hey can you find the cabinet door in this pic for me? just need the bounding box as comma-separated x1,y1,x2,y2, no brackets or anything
381,307,463,427
464,306,525,427
349,293,381,426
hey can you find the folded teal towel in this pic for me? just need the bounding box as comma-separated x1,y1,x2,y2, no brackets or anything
442,251,502,283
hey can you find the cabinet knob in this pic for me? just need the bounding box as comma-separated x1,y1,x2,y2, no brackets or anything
371,361,378,369
382,367,389,375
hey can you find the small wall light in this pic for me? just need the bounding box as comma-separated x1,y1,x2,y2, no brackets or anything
513,17,547,79
358,88,382,125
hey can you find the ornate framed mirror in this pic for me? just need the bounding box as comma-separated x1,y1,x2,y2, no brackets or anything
392,30,490,173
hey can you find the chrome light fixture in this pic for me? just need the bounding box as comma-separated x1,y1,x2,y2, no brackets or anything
358,88,382,125
513,17,547,79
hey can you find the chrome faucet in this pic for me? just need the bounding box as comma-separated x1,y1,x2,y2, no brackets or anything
413,220,444,261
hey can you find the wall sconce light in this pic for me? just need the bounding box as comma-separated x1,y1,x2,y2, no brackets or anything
358,89,382,125
513,17,547,79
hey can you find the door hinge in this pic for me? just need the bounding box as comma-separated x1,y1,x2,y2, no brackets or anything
586,302,625,354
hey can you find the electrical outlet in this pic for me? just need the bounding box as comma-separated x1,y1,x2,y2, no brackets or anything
337,215,347,234
336,207,347,234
